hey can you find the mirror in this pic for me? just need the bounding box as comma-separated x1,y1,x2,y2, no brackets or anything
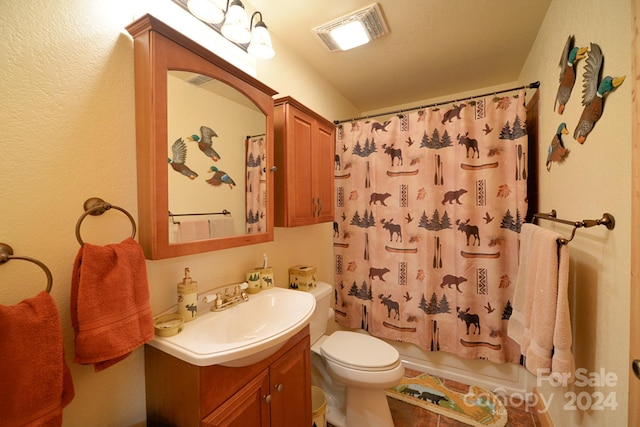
127,15,277,259
167,71,266,242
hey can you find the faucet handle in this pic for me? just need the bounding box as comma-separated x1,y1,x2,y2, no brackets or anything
203,293,218,304
234,282,249,295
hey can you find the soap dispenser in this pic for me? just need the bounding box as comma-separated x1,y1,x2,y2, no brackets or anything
177,267,198,322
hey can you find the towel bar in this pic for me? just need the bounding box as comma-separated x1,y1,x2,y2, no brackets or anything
532,210,615,243
169,209,231,225
75,197,137,245
0,243,53,293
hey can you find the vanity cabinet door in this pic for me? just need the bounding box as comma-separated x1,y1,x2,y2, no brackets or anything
274,97,335,227
270,336,312,426
202,370,270,427
145,328,311,427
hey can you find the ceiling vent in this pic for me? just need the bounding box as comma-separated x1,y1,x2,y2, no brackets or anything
313,3,389,52
186,74,214,86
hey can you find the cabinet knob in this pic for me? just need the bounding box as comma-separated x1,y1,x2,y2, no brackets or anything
263,394,272,404
270,166,277,172
274,383,284,392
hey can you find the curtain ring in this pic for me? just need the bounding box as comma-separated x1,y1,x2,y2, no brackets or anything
0,243,53,293
75,197,137,245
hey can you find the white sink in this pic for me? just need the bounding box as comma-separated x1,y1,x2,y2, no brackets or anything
148,287,315,367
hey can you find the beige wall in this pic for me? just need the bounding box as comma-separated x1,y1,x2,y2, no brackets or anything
0,0,356,425
519,0,632,426
0,0,632,426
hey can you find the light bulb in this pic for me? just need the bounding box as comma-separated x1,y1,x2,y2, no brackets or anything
248,22,274,59
187,0,225,24
221,0,251,44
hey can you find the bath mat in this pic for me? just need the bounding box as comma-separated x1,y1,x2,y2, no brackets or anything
386,373,507,426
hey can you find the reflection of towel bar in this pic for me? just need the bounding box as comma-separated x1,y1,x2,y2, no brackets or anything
532,209,615,244
75,197,137,245
0,243,53,293
169,210,231,225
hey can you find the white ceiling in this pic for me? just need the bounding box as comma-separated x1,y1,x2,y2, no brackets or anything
249,0,552,112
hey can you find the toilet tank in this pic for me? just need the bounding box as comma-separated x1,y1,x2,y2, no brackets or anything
308,281,333,345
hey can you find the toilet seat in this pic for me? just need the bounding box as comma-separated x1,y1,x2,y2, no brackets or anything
321,331,400,372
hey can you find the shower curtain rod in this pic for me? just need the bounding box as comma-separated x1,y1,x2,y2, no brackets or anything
333,81,540,125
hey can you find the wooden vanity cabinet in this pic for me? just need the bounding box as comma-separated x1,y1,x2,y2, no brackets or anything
274,97,335,227
145,327,311,427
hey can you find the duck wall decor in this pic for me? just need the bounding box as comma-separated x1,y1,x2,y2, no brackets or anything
206,166,236,189
169,138,198,180
546,123,569,171
188,125,221,161
554,35,588,115
573,43,625,144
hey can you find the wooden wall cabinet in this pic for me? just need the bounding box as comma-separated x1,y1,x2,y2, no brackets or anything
145,327,311,427
274,97,335,227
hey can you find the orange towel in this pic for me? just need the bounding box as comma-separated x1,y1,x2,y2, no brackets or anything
71,237,154,371
0,291,75,426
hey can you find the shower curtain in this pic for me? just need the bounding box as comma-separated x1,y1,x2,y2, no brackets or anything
333,91,528,364
246,136,266,234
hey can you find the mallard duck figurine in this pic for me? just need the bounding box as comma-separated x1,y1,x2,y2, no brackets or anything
206,166,236,189
554,36,588,114
169,138,198,179
574,43,626,144
188,125,221,161
546,123,569,171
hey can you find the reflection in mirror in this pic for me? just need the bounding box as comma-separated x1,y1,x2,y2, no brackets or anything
167,71,266,244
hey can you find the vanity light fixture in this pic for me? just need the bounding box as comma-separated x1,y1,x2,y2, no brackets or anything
247,12,275,59
221,0,251,44
313,3,389,52
184,0,275,59
186,0,226,24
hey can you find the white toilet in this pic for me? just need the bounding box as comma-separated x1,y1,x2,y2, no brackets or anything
309,281,405,427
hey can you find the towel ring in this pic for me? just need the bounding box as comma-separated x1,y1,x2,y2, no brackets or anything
0,243,53,293
75,197,137,245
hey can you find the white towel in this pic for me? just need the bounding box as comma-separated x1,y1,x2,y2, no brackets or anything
507,223,574,379
209,216,235,238
178,219,210,242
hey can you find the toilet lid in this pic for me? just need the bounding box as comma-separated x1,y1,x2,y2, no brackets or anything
321,331,399,370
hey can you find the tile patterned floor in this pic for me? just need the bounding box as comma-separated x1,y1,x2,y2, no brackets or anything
328,369,542,427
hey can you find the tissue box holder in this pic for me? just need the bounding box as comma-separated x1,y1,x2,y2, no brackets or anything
289,265,317,291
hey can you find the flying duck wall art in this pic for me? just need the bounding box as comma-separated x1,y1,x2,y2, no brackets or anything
554,35,588,115
206,166,236,189
188,125,221,161
168,125,234,190
573,43,625,144
546,123,569,171
169,138,198,180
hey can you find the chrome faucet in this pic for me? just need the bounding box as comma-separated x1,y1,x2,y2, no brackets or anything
203,282,249,312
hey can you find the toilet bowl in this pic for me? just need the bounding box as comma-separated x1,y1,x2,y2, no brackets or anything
309,282,404,427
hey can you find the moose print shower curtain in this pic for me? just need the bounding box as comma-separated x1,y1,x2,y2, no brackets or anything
333,91,528,364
